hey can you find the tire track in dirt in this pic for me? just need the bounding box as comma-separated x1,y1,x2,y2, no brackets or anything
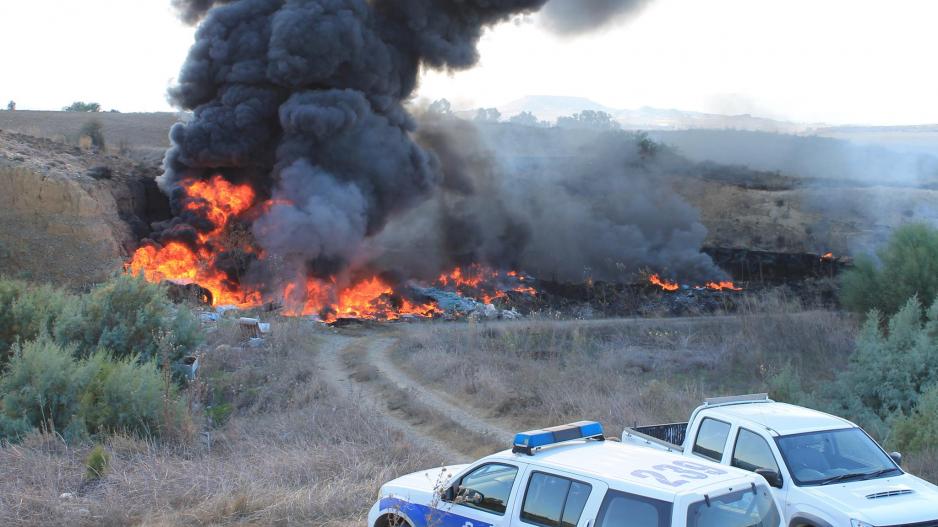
364,337,515,445
315,332,462,461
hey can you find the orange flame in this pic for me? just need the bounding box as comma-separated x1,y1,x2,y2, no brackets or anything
128,176,533,320
820,252,834,262
649,274,680,291
705,281,743,292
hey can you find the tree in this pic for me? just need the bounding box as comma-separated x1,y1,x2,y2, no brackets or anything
840,223,938,316
473,107,501,123
6,101,14,111
556,110,621,130
63,101,101,113
509,111,540,126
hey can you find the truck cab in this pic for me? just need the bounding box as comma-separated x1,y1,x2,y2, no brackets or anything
622,394,938,527
370,421,782,527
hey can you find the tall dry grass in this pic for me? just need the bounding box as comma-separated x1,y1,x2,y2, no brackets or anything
393,294,856,432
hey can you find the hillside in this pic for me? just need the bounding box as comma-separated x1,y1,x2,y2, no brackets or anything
0,130,167,285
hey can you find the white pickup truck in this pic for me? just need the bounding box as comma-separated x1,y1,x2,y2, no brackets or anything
370,421,782,527
622,394,938,527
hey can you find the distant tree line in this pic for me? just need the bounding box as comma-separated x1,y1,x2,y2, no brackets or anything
63,101,101,113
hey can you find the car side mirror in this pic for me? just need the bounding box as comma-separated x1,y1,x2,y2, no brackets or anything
463,489,485,506
890,451,902,466
440,485,456,501
755,469,784,489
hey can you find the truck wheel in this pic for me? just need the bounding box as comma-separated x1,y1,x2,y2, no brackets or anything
374,514,412,527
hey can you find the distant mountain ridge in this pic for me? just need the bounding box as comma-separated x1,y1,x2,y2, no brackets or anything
493,95,817,133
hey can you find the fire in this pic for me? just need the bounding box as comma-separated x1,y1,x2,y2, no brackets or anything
437,265,537,305
820,252,834,262
127,174,262,307
649,274,680,291
649,274,743,292
128,175,534,320
705,281,743,292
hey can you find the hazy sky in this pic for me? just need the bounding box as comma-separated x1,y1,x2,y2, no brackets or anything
2,0,936,125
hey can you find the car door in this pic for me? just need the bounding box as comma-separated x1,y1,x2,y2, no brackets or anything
729,427,788,518
511,466,608,527
438,462,525,527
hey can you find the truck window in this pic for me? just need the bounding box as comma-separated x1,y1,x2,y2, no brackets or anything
595,490,672,527
687,485,780,527
731,428,780,474
520,472,592,527
692,418,731,462
456,463,519,515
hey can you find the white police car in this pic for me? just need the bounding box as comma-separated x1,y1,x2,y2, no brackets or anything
369,421,782,527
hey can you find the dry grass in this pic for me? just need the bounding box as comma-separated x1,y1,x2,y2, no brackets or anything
393,299,856,431
0,319,441,526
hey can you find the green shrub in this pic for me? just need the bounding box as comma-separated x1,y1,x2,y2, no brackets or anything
0,341,184,442
0,340,90,441
55,274,200,363
828,297,938,437
892,385,938,453
0,279,74,368
78,351,168,437
841,223,938,315
84,444,110,480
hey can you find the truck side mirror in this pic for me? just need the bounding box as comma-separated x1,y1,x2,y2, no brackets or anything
890,452,902,466
755,469,784,489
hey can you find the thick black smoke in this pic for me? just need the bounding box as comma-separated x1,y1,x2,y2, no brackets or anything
159,0,713,296
161,0,549,292
540,0,652,34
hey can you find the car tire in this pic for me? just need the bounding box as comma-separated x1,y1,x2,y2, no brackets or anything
374,513,412,527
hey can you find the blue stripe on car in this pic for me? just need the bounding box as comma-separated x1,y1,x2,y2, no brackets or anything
379,498,494,527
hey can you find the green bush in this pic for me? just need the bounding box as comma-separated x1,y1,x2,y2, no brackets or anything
892,385,938,453
78,351,168,437
841,223,938,316
55,274,201,363
0,340,183,442
0,340,90,441
84,444,110,480
828,297,938,438
0,279,74,368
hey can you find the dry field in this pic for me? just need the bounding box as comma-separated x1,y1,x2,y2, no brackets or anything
2,300,936,526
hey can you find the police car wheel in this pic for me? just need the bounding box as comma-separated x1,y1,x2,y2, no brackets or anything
374,513,412,527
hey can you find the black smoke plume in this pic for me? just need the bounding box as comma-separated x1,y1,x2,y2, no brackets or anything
540,0,653,34
160,0,549,292
155,0,714,302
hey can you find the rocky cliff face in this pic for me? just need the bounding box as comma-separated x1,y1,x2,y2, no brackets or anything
0,131,168,286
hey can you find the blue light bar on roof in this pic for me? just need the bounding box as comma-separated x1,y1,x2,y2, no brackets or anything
512,421,605,455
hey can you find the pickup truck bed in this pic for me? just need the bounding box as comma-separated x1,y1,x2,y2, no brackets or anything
623,422,687,452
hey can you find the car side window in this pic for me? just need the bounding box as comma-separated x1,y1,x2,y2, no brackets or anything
693,418,731,462
455,463,519,515
732,428,780,474
595,490,672,527
520,471,593,527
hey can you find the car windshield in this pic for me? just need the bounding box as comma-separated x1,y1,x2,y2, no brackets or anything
776,428,900,486
687,485,780,527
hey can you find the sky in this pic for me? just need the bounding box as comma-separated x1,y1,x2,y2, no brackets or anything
1,0,936,125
